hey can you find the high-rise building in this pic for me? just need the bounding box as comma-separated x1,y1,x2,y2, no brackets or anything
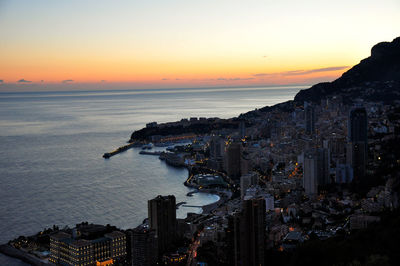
239,120,246,139
208,136,225,171
303,151,318,195
303,148,330,195
346,142,367,179
336,163,354,183
126,224,157,266
347,107,368,179
240,172,258,199
225,142,243,180
210,136,225,159
148,195,176,257
304,102,316,135
348,107,368,144
234,198,266,266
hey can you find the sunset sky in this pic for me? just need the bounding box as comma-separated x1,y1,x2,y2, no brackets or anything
0,0,399,90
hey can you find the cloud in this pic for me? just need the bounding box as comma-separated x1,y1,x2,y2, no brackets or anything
0,80,3,83
216,77,255,81
161,78,169,81
282,66,349,76
253,66,349,78
253,73,272,77
62,79,74,84
40,80,44,83
100,80,106,83
18,79,31,83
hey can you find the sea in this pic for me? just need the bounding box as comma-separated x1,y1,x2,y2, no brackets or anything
0,85,304,265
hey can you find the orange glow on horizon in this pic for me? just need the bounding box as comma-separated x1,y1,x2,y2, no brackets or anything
1,0,398,90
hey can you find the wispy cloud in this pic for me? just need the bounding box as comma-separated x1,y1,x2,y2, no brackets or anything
216,77,255,81
253,66,349,77
0,79,3,83
282,66,349,76
62,79,74,84
100,80,106,83
18,79,31,83
161,78,169,81
253,73,273,77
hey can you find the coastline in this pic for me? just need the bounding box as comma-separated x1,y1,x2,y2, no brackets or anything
198,189,232,214
0,244,49,266
0,86,302,265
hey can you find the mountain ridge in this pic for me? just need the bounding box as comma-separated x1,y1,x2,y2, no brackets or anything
293,36,400,104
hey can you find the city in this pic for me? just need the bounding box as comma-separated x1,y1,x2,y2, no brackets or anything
2,36,400,266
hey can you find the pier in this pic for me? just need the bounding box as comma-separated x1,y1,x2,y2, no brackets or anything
176,201,187,209
186,190,198,197
103,142,141,158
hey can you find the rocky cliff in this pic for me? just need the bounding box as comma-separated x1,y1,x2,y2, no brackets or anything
294,37,400,103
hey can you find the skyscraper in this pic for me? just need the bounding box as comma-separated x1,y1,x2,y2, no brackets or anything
234,198,266,266
239,120,246,139
208,136,225,171
303,148,330,195
148,195,176,258
240,172,258,199
347,107,368,179
348,107,368,144
304,102,316,135
126,224,157,266
336,163,354,183
346,142,367,179
225,142,243,180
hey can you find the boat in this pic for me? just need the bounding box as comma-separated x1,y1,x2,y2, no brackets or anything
141,143,154,150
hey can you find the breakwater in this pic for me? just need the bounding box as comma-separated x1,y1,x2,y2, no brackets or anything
103,142,141,158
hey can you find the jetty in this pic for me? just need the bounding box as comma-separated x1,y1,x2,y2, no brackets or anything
176,201,187,209
102,142,142,159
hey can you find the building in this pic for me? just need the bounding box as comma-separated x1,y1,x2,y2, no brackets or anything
49,230,126,266
303,148,330,195
224,142,243,180
348,107,368,144
146,122,157,128
148,195,176,258
335,163,354,183
347,107,368,179
346,141,367,180
126,224,157,266
239,120,246,139
265,194,274,211
234,198,266,266
304,102,316,135
350,215,380,230
208,136,225,171
240,172,258,199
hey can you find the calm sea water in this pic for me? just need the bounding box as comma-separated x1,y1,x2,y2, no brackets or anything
0,86,303,264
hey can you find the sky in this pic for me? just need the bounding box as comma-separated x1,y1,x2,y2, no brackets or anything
0,0,399,91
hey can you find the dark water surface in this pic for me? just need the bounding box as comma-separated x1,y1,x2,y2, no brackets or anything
0,86,303,264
